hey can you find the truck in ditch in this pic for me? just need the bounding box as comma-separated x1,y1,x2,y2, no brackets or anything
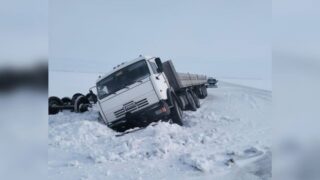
96,56,208,132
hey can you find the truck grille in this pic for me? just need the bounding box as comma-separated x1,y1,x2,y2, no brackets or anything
136,98,149,108
113,98,149,118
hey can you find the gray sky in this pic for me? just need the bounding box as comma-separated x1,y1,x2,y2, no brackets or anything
50,0,271,79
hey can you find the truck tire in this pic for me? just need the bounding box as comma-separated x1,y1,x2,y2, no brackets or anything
197,87,205,99
186,91,197,111
191,90,200,108
171,97,183,126
74,95,90,113
49,96,62,115
202,86,208,97
86,92,98,104
61,97,71,105
71,93,84,105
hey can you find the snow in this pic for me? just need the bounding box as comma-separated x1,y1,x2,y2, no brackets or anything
219,78,272,91
48,72,271,180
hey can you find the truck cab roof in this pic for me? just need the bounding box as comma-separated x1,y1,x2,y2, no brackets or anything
96,55,154,83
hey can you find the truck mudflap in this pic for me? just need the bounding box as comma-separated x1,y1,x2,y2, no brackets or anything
107,101,170,132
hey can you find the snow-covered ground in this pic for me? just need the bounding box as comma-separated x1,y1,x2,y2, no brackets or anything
48,72,271,180
219,78,272,91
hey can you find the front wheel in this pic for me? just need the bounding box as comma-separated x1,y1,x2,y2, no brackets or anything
170,97,183,126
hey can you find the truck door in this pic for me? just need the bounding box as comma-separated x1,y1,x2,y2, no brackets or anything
148,60,169,100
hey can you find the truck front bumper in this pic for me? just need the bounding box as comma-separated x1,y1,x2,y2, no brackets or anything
107,101,170,131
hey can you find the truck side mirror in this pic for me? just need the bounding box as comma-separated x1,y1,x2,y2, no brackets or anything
155,58,163,73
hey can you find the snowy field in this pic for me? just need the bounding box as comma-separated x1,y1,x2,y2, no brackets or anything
219,78,272,91
49,71,272,180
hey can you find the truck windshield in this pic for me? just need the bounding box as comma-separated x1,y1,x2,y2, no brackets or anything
97,60,150,99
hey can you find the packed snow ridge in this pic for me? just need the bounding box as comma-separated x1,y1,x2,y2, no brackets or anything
48,81,271,180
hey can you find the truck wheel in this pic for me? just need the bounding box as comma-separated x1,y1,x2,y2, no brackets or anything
49,96,62,115
191,90,200,108
186,91,197,111
74,95,90,113
61,97,71,105
171,97,183,126
86,92,98,104
196,87,202,97
71,93,84,105
197,87,205,99
202,86,208,97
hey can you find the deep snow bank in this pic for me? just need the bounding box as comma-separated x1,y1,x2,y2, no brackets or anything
48,81,271,180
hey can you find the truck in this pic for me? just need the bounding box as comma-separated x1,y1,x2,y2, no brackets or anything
207,77,218,88
96,56,208,132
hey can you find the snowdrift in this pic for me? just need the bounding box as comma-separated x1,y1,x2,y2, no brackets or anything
48,81,271,180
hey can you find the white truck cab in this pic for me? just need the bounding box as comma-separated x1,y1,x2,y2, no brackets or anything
96,56,171,130
96,56,208,132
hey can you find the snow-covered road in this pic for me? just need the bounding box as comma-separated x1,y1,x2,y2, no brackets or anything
48,81,271,180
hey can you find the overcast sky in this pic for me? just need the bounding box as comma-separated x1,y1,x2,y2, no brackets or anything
3,0,319,80
50,0,271,80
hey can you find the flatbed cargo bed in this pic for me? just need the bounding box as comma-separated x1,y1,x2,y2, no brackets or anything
162,60,207,91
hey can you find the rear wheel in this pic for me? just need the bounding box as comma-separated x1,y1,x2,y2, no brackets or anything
198,87,205,99
191,90,200,108
61,97,71,105
186,90,197,111
202,86,208,97
86,92,98,104
74,95,90,113
49,96,62,115
71,93,84,105
198,86,208,99
171,97,183,126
